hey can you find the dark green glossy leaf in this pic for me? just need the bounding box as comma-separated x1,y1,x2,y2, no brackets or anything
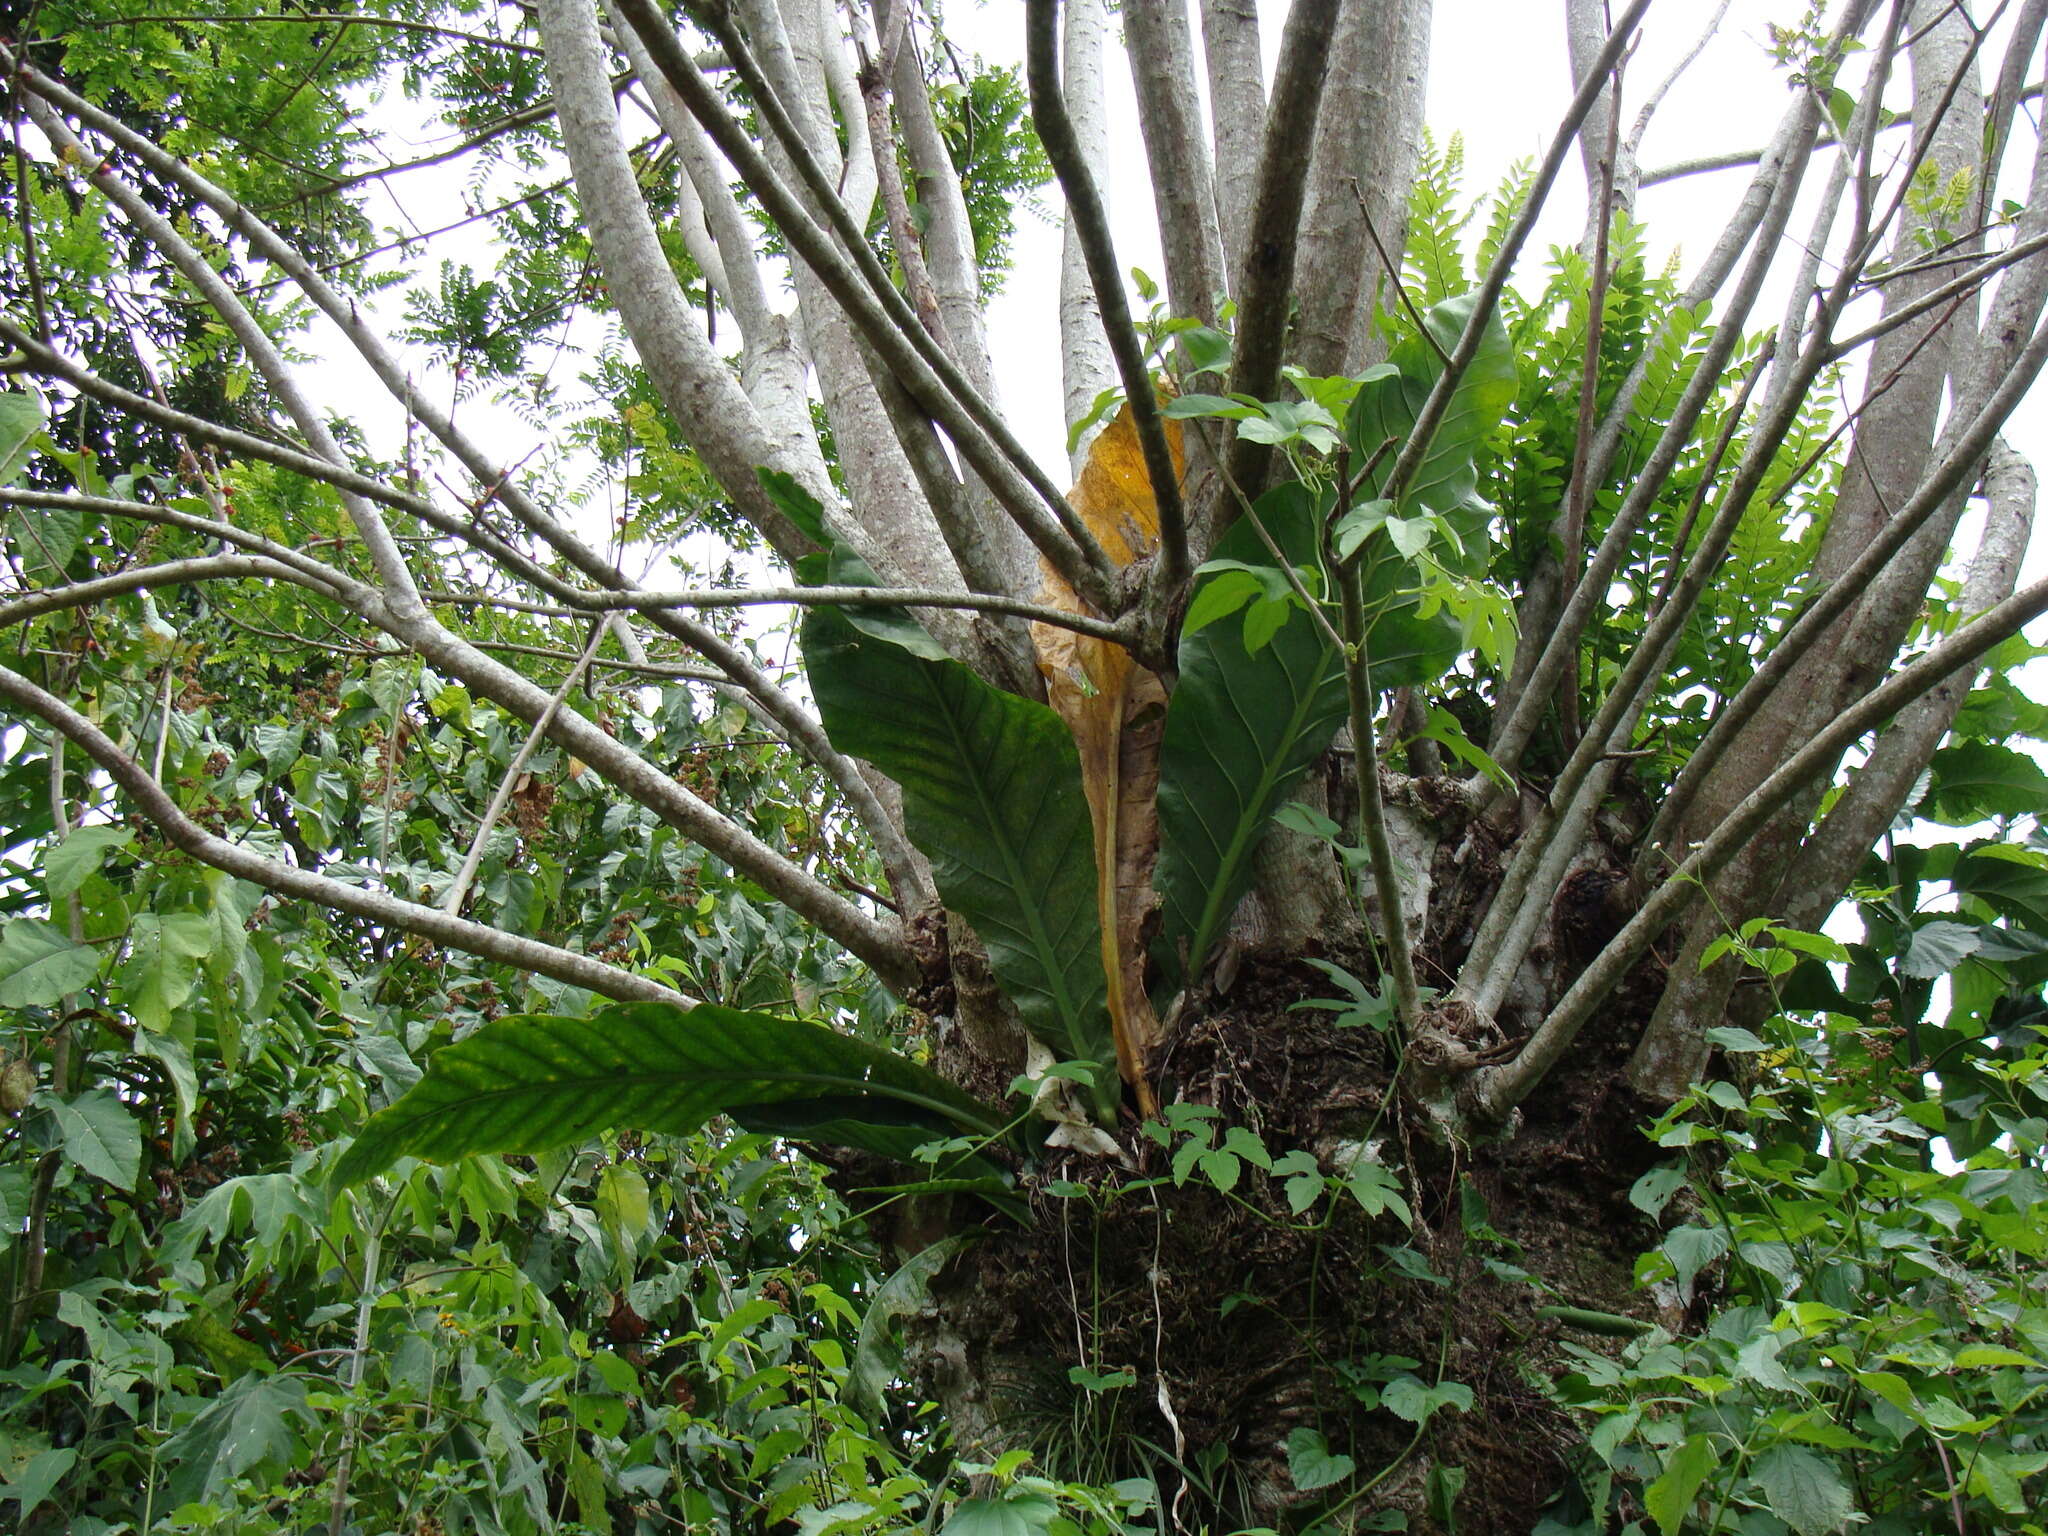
1921,741,2048,824
1154,484,1456,994
332,1001,1008,1186
1346,289,1516,575
804,605,1113,1105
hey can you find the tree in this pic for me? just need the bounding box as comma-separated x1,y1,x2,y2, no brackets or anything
2,0,2047,1531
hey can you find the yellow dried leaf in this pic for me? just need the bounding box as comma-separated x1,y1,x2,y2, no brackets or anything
1032,405,1184,1117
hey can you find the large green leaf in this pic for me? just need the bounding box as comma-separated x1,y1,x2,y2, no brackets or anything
121,911,214,1033
0,917,99,1007
162,1372,310,1507
1920,740,2048,824
1154,484,1456,995
1751,1444,1854,1536
332,1000,1009,1187
52,1090,142,1189
803,604,1114,1105
847,1233,975,1415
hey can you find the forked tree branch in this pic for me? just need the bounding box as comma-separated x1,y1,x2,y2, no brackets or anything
0,352,914,985
1469,561,2048,1122
0,555,346,629
442,625,606,916
1025,0,1189,589
1782,438,2036,928
615,0,1120,608
1487,106,1819,778
1217,0,1342,509
1645,246,2048,857
0,489,356,594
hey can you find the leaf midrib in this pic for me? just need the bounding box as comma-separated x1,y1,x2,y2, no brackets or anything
1178,627,1342,981
915,664,1098,1059
368,1063,1004,1143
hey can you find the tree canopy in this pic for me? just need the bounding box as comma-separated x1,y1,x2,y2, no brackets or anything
2,2,2048,1533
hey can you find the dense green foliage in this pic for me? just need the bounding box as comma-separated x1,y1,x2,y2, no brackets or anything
0,7,2045,1536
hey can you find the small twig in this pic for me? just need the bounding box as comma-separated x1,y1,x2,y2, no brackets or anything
1197,422,1347,654
414,581,1135,643
1627,0,1733,158
1653,340,1772,609
1826,229,2048,360
441,625,604,915
1337,560,1421,1037
9,79,51,345
1557,39,1630,744
1353,186,1449,368
1475,560,2048,1121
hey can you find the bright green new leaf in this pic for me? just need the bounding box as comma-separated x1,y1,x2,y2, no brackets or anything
1285,1426,1357,1491
1643,1434,1715,1536
595,1163,651,1253
1161,393,1259,421
804,606,1114,1110
332,1001,1009,1187
940,1496,1059,1536
1382,1375,1473,1425
0,918,99,1007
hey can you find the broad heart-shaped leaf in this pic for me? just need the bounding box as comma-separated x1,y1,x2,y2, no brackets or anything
120,911,214,1033
803,604,1115,1111
1921,740,2048,824
1346,288,1517,576
51,1089,142,1189
0,917,99,1007
1153,483,1457,996
332,1001,1009,1187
